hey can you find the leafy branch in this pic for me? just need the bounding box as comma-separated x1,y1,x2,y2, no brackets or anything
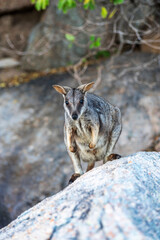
31,0,124,11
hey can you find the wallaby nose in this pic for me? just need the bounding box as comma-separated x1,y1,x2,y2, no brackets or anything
72,113,78,120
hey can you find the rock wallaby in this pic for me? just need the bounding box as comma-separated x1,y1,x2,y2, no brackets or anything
53,82,122,183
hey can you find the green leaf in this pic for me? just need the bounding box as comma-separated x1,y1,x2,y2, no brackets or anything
89,43,95,49
31,0,49,10
58,0,67,12
58,0,76,13
65,33,75,42
42,0,46,9
90,35,95,42
84,0,90,4
95,37,101,47
83,0,95,10
113,0,124,5
35,0,41,11
58,0,64,9
109,8,117,19
101,7,108,19
89,36,101,49
67,0,71,7
95,50,110,58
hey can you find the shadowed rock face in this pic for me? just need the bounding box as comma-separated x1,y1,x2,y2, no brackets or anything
0,152,160,240
0,0,31,13
0,52,160,225
0,203,11,229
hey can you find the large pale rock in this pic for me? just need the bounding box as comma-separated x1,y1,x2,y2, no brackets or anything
0,52,159,227
0,152,160,240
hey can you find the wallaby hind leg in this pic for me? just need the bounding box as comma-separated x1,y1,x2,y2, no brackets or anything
103,127,121,164
86,161,95,172
104,108,122,164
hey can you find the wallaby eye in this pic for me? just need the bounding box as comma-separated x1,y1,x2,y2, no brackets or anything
65,100,69,105
80,99,84,104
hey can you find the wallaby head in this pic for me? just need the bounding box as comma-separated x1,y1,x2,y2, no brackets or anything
53,82,94,121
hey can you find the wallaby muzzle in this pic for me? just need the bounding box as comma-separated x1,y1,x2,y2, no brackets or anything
72,113,78,120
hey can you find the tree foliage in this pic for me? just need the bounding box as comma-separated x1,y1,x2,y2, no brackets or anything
31,0,124,12
31,0,49,10
31,0,125,51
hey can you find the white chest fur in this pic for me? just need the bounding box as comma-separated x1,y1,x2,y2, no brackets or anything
74,119,91,143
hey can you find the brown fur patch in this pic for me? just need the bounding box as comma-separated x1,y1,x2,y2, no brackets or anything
86,162,95,172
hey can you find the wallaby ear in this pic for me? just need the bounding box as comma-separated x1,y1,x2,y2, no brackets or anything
52,85,71,95
77,82,94,93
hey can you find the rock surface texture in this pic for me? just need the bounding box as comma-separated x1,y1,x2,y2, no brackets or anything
0,52,160,225
0,152,160,240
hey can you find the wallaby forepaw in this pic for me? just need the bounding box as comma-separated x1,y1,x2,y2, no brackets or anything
68,173,81,184
89,143,96,149
69,146,76,153
107,153,121,161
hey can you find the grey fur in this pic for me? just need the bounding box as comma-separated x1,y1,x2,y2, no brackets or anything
53,83,122,175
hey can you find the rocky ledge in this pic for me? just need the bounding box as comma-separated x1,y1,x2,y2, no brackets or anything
0,152,160,240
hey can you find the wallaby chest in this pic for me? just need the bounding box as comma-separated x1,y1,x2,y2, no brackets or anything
73,119,91,143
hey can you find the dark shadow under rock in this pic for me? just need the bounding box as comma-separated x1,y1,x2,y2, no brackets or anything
0,203,11,229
